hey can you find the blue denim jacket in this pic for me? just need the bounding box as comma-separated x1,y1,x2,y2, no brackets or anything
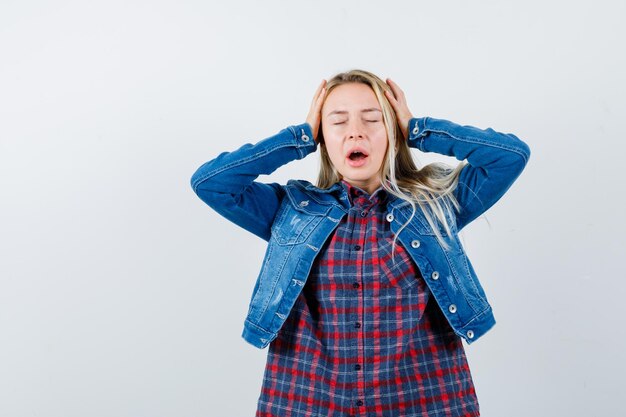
191,117,530,349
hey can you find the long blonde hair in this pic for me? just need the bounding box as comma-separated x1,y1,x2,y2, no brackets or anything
316,69,465,251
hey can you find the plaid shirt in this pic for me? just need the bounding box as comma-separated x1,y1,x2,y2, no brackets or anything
256,180,480,417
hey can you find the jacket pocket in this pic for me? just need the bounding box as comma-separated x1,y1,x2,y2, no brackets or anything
270,200,330,245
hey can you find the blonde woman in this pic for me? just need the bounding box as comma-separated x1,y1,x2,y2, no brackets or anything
191,69,530,416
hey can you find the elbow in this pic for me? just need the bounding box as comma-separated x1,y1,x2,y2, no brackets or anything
190,173,198,194
507,148,530,181
497,133,531,178
190,160,218,196
189,163,227,208
491,135,531,183
509,133,531,167
190,168,204,195
516,139,531,178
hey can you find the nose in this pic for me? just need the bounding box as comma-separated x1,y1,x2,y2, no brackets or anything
347,119,365,140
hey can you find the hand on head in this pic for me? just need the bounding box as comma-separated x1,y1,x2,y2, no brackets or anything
384,78,414,141
305,77,414,144
306,79,327,143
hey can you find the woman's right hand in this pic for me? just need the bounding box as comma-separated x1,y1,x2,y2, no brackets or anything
305,79,327,143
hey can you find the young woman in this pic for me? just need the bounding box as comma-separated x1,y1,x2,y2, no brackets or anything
190,69,530,417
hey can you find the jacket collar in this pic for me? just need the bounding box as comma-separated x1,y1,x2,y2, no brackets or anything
296,179,409,211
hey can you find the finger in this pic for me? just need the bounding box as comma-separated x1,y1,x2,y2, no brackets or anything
313,81,326,107
311,79,327,105
314,87,326,113
318,86,326,104
386,78,405,100
384,89,400,110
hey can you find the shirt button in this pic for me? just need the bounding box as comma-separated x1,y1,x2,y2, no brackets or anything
412,125,419,135
449,304,457,313
301,133,310,142
355,322,361,328
411,240,420,248
356,400,364,406
354,245,361,251
386,213,394,222
299,200,309,207
353,282,360,288
467,330,475,339
431,271,440,280
355,364,361,370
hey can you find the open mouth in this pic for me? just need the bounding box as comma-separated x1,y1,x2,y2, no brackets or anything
346,149,369,167
348,151,367,161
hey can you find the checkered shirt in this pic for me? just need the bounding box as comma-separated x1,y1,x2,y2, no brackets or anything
255,180,480,417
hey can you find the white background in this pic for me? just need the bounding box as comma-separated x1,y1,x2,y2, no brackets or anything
1,1,624,416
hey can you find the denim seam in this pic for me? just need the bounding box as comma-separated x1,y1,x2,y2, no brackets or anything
257,243,294,319
459,305,493,328
191,140,307,191
423,128,530,164
443,247,487,313
244,318,272,335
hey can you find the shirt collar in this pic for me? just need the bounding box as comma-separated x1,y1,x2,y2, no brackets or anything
340,179,388,206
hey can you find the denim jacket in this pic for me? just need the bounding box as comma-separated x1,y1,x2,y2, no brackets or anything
190,117,530,349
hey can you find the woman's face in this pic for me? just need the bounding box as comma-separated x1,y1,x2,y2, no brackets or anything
321,82,388,195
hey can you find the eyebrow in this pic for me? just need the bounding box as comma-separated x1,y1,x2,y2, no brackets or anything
326,108,382,117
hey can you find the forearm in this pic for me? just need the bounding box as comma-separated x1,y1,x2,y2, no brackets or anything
190,122,317,240
407,117,531,229
408,117,530,166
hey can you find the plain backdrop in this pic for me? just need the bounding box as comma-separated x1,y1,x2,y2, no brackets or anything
1,1,625,416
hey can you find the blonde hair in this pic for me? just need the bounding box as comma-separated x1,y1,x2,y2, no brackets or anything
316,69,465,253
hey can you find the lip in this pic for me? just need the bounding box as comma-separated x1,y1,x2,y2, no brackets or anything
345,147,370,167
345,146,370,159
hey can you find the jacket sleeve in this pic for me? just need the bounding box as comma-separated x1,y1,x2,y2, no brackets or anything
407,117,531,230
190,122,318,241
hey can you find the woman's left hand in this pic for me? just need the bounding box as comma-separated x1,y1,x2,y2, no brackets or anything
384,78,414,141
